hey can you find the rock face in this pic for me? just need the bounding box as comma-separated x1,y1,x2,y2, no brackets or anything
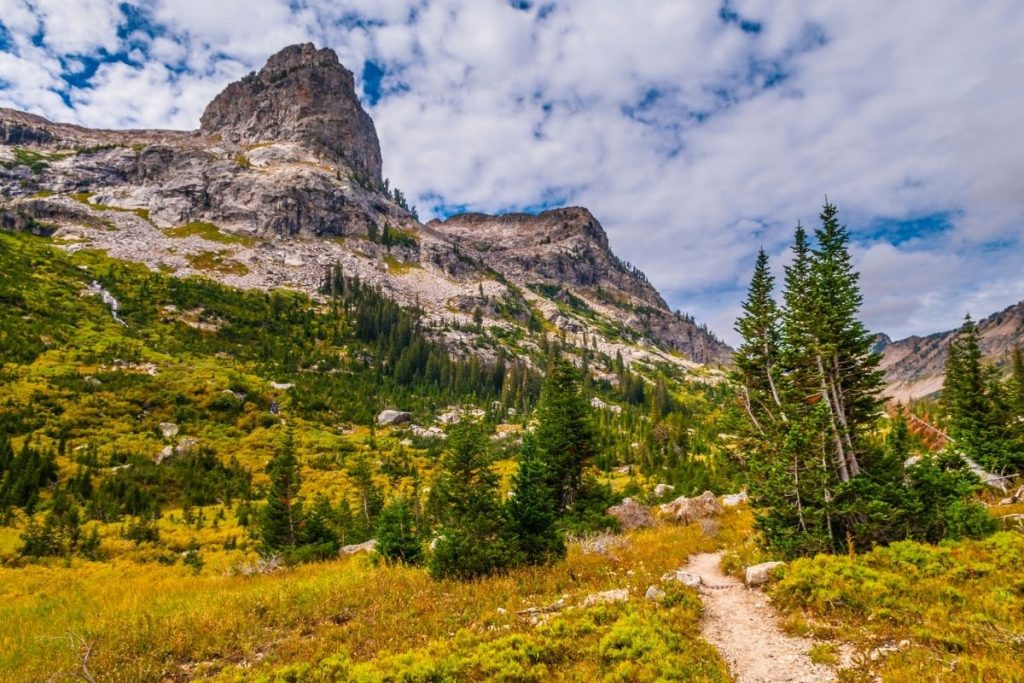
878,300,1024,400
606,497,656,530
429,209,732,365
201,43,383,182
659,491,723,524
0,43,730,377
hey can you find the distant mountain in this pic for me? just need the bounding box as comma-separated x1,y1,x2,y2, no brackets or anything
0,43,728,369
878,300,1024,401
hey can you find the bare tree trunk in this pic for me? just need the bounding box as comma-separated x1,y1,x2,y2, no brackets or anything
816,354,850,482
830,353,859,475
739,385,765,436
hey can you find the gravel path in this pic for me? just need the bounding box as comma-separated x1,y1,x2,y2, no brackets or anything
683,552,846,683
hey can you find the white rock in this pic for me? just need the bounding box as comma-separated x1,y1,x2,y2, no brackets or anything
653,483,675,498
377,409,412,426
661,569,703,587
159,422,179,439
582,588,629,607
721,491,748,507
339,539,377,556
744,561,785,586
645,585,666,602
270,382,294,390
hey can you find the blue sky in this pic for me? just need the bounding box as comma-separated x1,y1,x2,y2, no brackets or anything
1,0,1023,344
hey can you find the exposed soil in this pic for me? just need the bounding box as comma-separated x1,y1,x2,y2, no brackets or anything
683,552,849,683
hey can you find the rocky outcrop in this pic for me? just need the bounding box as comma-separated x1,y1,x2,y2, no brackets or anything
606,497,656,530
659,491,723,524
200,43,382,182
377,410,413,427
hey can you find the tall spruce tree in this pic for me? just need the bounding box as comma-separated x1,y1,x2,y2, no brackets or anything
506,434,564,565
428,422,517,579
534,359,597,511
260,431,304,552
732,201,984,557
808,201,883,481
733,247,785,431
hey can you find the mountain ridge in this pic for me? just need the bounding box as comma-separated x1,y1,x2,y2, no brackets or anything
0,43,731,368
879,299,1024,400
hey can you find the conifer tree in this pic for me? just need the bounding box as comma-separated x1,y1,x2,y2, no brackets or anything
506,435,564,565
733,247,784,431
428,422,516,579
376,499,422,564
260,432,304,552
808,201,883,480
534,359,597,511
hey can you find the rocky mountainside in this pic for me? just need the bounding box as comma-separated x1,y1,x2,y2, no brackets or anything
0,42,729,369
878,300,1024,401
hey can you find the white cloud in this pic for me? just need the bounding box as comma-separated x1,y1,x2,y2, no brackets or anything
1,0,1023,345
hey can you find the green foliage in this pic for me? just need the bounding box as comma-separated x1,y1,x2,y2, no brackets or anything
261,432,304,552
941,316,1022,471
733,202,981,557
428,422,518,579
164,221,256,246
375,499,423,564
534,359,597,511
506,435,564,565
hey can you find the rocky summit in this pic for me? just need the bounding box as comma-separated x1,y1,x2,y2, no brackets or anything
0,43,729,369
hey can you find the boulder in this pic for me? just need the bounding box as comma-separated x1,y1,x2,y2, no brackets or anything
721,491,748,507
582,588,629,608
377,409,412,427
645,585,666,602
744,561,785,586
653,483,675,498
339,539,377,556
159,422,179,439
411,424,446,439
606,497,656,530
659,491,722,524
661,569,703,587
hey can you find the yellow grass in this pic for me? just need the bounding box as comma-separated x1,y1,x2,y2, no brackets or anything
0,510,752,682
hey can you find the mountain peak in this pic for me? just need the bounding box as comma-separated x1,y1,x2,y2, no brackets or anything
199,43,382,181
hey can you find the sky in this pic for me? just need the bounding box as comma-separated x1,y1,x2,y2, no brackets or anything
1,0,1023,345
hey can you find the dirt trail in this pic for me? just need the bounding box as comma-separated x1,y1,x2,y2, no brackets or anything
683,552,847,683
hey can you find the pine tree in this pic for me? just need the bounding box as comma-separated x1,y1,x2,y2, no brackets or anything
534,359,597,511
808,201,883,480
428,422,517,579
304,492,339,553
733,247,784,432
376,499,422,564
260,431,304,552
506,434,564,565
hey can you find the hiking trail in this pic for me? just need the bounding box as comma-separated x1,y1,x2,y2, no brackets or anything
683,552,850,683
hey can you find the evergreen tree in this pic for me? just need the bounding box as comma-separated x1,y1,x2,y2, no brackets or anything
304,492,339,555
942,316,1018,470
506,435,564,565
376,499,422,564
808,201,883,480
428,422,517,579
260,432,304,552
534,359,597,511
733,247,785,432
